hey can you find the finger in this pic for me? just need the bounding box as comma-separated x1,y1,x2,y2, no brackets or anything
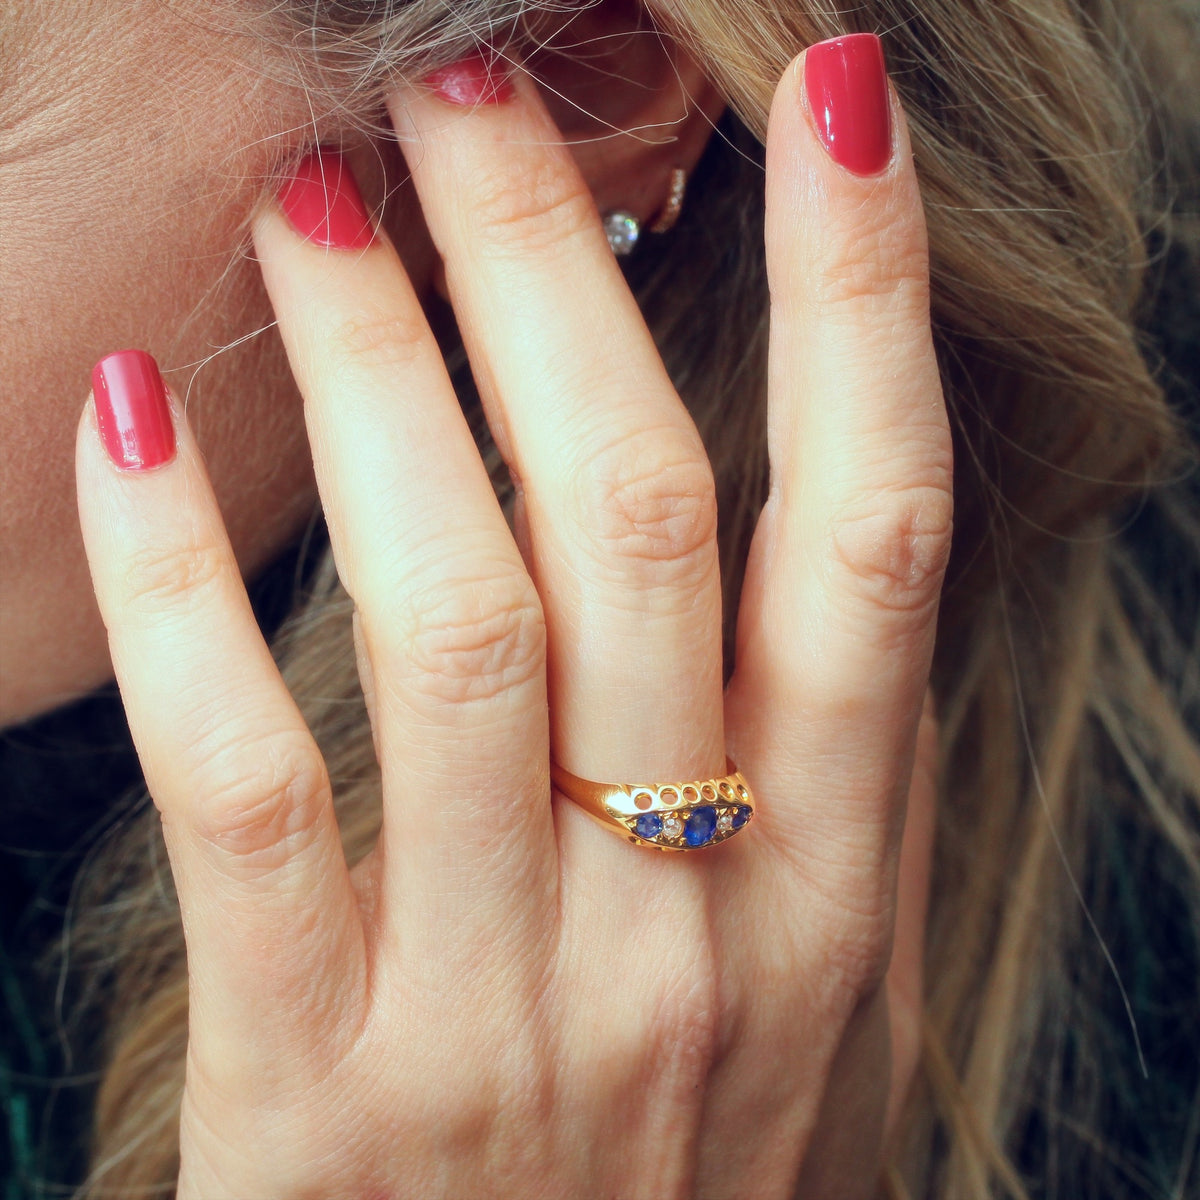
253,151,557,953
388,61,726,798
76,350,362,1065
728,35,953,892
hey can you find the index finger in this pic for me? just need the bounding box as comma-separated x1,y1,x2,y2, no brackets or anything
76,352,364,1065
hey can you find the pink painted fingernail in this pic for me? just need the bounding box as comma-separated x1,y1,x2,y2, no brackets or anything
804,33,893,177
277,149,376,250
423,52,516,105
91,349,176,471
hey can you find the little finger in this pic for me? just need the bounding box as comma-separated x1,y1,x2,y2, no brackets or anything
729,35,952,897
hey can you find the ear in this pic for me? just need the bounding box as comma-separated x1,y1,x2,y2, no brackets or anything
523,0,727,230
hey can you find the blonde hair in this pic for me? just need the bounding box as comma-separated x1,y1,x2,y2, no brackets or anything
66,0,1200,1196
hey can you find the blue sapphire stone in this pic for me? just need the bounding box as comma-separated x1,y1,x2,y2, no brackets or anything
684,806,717,847
635,813,664,840
731,805,750,829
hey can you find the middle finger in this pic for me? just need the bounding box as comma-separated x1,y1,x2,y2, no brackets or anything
254,152,556,955
389,58,727,804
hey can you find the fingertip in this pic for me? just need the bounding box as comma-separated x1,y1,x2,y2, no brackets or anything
76,387,99,454
275,148,378,251
75,392,105,527
770,34,915,192
88,348,178,472
766,49,808,160
766,44,926,315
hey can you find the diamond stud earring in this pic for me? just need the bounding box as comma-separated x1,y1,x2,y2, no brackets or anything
602,167,689,256
602,210,642,257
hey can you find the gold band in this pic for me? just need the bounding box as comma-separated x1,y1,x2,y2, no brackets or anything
551,756,755,851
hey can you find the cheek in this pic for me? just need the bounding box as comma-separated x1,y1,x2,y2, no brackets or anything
0,10,326,721
0,80,312,578
0,10,318,513
0,164,320,721
0,4,441,723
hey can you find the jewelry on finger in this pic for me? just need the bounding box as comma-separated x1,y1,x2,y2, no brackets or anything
602,210,641,256
647,166,688,234
551,757,755,850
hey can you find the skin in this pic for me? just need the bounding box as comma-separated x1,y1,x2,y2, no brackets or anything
0,0,713,726
1,0,321,723
0,1,491,724
8,2,945,1195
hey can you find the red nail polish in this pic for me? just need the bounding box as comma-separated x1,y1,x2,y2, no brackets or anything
277,149,376,250
804,33,892,177
91,349,176,471
423,53,515,106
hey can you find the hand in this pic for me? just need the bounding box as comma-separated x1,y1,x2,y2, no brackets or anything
77,37,950,1200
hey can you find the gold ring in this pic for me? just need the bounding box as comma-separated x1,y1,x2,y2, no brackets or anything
550,757,755,851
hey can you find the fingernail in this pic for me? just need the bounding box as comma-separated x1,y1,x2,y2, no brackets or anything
803,33,892,177
423,52,515,105
277,149,376,250
91,350,176,471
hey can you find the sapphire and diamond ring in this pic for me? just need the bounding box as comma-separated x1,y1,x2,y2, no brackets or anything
550,758,755,851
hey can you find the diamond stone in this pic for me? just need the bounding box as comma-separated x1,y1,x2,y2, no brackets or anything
717,812,734,833
662,815,683,838
603,211,640,256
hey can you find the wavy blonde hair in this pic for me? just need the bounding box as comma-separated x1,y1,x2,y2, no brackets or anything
64,0,1200,1196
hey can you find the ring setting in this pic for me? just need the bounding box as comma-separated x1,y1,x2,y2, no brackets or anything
551,758,755,851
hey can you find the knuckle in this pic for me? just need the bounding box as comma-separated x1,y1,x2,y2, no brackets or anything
466,155,597,256
567,436,719,588
644,947,721,1078
828,482,953,618
391,570,546,708
829,916,895,999
393,1038,555,1177
329,304,431,376
809,892,896,1002
189,732,332,879
584,939,719,1103
123,531,227,611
